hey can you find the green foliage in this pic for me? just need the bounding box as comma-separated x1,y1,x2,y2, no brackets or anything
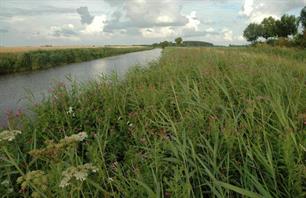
0,47,151,74
183,41,213,47
275,15,298,38
244,7,306,48
261,17,277,39
299,6,306,30
1,47,305,197
243,23,262,42
175,37,183,46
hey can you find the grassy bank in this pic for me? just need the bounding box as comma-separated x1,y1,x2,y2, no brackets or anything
0,47,151,74
1,47,306,197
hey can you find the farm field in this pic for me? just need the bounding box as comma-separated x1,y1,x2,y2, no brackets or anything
1,47,305,197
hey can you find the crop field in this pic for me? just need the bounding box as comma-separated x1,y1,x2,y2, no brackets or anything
1,47,306,197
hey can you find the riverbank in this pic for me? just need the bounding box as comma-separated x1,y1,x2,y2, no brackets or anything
1,47,305,197
0,47,152,74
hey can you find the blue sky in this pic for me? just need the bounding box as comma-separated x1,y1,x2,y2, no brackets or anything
0,0,305,46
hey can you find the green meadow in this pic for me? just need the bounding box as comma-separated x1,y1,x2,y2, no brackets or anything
1,47,306,197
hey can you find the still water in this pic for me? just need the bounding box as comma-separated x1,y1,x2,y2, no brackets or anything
0,49,161,126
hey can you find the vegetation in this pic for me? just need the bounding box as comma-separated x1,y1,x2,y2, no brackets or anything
0,47,151,75
1,47,305,197
243,6,306,47
182,41,214,47
175,37,183,46
153,38,213,48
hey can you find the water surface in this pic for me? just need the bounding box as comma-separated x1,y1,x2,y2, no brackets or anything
0,49,161,126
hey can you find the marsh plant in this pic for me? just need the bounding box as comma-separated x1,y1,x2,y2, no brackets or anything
0,47,306,197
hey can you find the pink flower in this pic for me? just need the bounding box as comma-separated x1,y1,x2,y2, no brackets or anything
48,88,54,93
15,109,23,117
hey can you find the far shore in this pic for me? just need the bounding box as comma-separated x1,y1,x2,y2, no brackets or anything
0,45,148,53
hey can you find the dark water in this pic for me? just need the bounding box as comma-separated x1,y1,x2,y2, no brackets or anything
0,49,161,126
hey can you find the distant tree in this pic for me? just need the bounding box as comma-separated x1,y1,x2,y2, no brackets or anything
275,15,298,37
160,41,170,49
299,6,306,31
261,17,277,39
243,23,262,43
175,37,183,46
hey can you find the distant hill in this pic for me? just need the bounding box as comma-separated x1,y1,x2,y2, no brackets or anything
183,41,214,47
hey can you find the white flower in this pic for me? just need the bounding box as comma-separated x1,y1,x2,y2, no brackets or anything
59,163,98,188
77,132,88,141
62,132,88,143
127,121,133,127
67,106,76,117
0,130,22,142
67,107,73,114
74,171,88,181
108,177,114,182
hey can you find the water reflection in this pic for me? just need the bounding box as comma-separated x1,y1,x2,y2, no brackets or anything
0,49,161,126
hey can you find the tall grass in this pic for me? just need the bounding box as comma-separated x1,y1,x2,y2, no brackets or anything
0,47,151,74
1,47,305,197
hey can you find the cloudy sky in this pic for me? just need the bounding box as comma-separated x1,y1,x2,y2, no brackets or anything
0,0,305,46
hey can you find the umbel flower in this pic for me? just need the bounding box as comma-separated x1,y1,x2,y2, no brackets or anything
17,170,48,198
59,163,98,188
29,132,88,160
0,130,22,142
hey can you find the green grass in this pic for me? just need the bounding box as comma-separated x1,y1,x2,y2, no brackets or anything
0,47,151,74
1,47,305,197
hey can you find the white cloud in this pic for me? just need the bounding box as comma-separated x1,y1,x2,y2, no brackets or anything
185,11,200,31
240,0,306,22
139,10,204,38
82,15,107,34
140,27,176,38
222,28,233,41
50,24,79,38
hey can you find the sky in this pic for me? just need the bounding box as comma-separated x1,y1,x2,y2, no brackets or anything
0,0,305,46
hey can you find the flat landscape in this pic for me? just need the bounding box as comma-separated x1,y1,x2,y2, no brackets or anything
1,46,306,197
0,45,146,53
1,1,306,198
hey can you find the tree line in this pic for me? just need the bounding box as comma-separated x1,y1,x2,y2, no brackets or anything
243,6,306,47
153,37,213,48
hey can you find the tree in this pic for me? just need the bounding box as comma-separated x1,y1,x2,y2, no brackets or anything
160,41,170,49
175,37,183,46
243,23,262,43
275,15,298,37
261,17,277,39
299,6,306,31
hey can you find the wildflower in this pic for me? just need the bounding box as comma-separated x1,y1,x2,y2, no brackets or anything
17,170,48,197
62,131,88,143
108,177,114,182
29,132,88,160
59,163,98,188
0,130,22,142
15,109,23,117
66,106,76,117
127,121,133,127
